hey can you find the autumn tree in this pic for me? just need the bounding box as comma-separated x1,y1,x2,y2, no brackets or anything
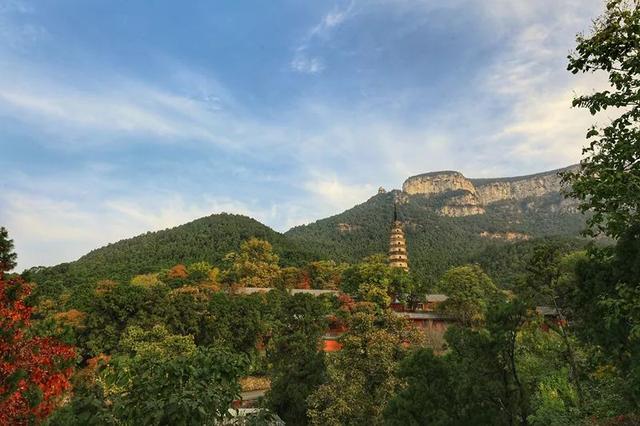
279,266,304,289
0,275,76,424
188,261,220,290
224,238,281,288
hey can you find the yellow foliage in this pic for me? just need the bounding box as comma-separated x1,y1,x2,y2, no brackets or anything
53,309,87,328
240,376,271,392
131,273,160,287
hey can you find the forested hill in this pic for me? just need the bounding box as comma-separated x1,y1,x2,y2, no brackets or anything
286,166,589,289
26,167,590,295
25,213,322,295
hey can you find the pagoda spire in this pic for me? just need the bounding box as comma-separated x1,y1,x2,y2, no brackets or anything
389,202,409,270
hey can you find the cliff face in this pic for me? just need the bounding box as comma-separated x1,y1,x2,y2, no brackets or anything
403,171,476,196
402,166,577,217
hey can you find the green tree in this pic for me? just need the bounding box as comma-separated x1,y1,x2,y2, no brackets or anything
383,348,456,425
104,325,247,425
437,264,498,326
306,260,346,290
307,303,416,425
517,320,583,426
385,299,530,426
568,227,640,406
564,0,640,238
0,226,17,273
224,238,281,288
340,255,388,295
340,254,410,309
266,293,328,425
518,245,587,405
164,285,214,344
80,281,152,356
203,293,264,354
560,1,640,417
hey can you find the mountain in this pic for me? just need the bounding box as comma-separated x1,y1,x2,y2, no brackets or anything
285,166,588,288
26,166,589,296
26,213,321,297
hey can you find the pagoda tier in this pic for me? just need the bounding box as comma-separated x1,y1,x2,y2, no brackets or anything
389,220,409,270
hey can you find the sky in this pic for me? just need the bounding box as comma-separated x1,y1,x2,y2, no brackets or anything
1,0,608,270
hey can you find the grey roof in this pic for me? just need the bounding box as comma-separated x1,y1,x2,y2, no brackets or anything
425,294,448,302
290,288,340,296
235,287,272,295
235,287,339,296
395,311,454,320
536,306,560,316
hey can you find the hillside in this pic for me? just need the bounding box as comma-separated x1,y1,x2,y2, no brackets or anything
286,166,588,289
26,213,322,296
26,166,589,295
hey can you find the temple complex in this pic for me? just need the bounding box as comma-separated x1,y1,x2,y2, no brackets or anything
388,204,409,270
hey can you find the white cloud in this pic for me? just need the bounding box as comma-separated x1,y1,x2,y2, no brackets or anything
472,0,609,169
290,55,326,74
289,2,354,74
303,174,375,212
309,3,353,38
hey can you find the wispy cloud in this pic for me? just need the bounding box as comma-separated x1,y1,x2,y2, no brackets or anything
303,174,375,212
290,2,354,74
308,3,353,38
290,55,325,74
0,74,232,146
472,0,607,168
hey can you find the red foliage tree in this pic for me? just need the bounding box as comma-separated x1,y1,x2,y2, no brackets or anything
0,274,76,425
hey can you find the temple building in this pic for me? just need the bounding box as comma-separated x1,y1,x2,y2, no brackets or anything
389,204,409,270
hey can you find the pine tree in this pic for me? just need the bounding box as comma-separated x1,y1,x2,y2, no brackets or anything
0,227,17,274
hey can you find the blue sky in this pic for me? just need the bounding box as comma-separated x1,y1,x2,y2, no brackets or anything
1,0,606,270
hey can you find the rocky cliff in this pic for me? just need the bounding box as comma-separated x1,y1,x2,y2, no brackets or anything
402,166,578,217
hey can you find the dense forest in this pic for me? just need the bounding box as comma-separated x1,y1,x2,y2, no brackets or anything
287,189,588,289
24,214,324,298
26,184,589,299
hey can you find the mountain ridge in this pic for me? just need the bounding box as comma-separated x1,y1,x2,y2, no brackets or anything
25,165,587,295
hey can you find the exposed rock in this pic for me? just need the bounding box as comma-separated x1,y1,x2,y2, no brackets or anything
479,231,531,241
436,191,485,217
473,170,572,205
378,187,386,194
438,205,486,217
403,171,476,196
337,223,361,233
402,166,578,217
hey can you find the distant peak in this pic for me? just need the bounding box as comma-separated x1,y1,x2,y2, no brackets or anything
401,164,576,213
